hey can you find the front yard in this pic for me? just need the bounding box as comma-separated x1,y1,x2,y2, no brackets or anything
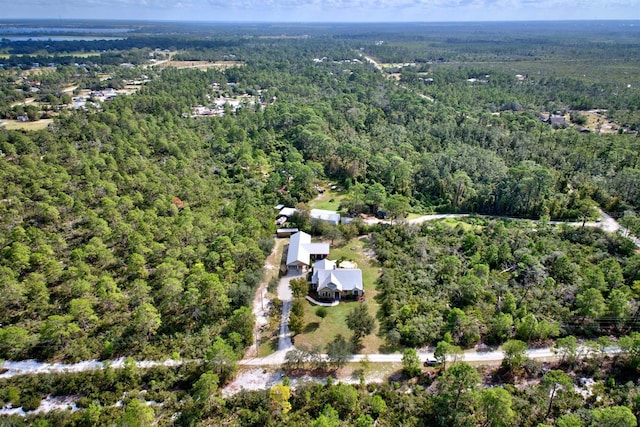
293,236,385,354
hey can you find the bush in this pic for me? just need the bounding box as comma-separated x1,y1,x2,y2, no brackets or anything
258,237,275,256
291,300,304,317
21,393,42,411
267,277,279,294
316,307,328,318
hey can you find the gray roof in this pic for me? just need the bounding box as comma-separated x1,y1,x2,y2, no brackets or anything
305,243,330,255
316,268,363,293
311,259,337,284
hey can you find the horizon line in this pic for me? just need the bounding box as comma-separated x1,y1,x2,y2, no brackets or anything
0,18,639,24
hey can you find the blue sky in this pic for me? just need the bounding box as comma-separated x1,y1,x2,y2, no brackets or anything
2,0,639,22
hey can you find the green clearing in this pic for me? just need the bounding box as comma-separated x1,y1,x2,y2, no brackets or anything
309,189,346,211
1,119,52,131
293,237,384,354
438,217,478,232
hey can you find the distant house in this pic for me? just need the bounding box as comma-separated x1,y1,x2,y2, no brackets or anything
286,231,330,270
278,207,297,218
276,207,297,226
311,259,363,301
548,115,566,127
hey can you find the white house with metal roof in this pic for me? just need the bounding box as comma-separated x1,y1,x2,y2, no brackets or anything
310,208,341,226
276,206,342,226
286,231,330,270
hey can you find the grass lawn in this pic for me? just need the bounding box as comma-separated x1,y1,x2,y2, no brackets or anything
437,217,482,232
310,189,346,212
258,337,279,357
1,119,52,131
293,236,385,354
70,52,102,58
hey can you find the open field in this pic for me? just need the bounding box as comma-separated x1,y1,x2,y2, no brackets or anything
156,60,244,70
583,110,620,134
1,119,52,131
309,188,345,211
294,236,385,354
10,98,36,108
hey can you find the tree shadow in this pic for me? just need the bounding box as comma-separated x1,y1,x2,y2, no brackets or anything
304,322,320,333
378,341,402,354
351,368,365,383
267,337,279,352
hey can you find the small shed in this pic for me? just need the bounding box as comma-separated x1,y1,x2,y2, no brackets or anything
277,228,299,238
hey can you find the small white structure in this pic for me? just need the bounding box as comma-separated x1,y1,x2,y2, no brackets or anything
310,208,341,226
276,228,299,238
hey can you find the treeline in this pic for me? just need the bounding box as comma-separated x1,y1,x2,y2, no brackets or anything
0,35,244,56
4,30,640,222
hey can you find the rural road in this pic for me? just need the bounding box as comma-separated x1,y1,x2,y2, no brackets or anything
368,209,638,248
225,345,621,396
405,209,618,233
239,345,620,367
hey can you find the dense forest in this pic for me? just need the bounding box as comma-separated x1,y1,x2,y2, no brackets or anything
1,20,640,425
374,219,639,348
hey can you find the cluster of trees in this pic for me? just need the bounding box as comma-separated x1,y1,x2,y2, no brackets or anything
4,23,640,219
5,348,640,426
0,63,280,361
374,219,639,348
